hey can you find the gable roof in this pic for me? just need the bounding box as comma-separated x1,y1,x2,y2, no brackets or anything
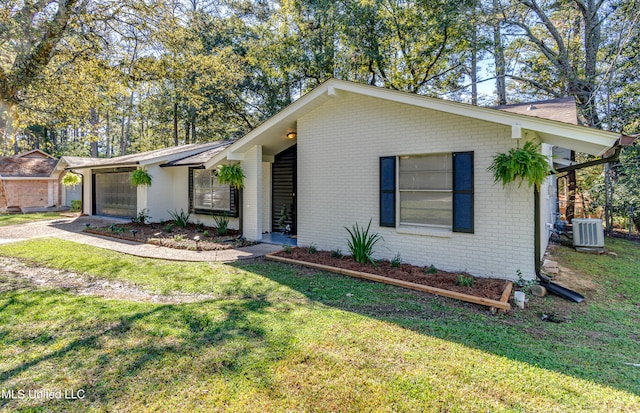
204,79,619,168
0,157,59,177
63,142,230,169
15,149,55,159
495,97,578,125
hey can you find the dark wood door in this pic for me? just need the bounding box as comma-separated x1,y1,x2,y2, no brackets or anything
272,145,296,234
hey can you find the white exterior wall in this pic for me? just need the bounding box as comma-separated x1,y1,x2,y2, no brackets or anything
297,93,536,281
539,143,557,260
262,162,272,233
241,145,263,241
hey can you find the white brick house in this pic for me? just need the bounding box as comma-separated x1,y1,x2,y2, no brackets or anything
201,79,619,281
64,79,620,281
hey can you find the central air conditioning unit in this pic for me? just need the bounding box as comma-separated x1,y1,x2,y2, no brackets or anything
572,218,605,251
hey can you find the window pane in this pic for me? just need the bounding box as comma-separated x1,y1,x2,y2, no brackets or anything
211,180,230,210
400,153,451,173
400,191,452,226
193,170,230,211
399,171,451,190
399,154,452,190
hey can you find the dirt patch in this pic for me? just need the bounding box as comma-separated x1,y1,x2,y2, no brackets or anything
0,256,217,304
84,221,253,251
271,248,508,301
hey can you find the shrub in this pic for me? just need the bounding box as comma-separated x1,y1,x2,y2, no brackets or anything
456,274,475,287
132,209,151,225
168,209,190,228
164,223,174,233
308,244,317,254
345,219,382,265
70,200,82,212
424,265,438,275
330,248,343,259
213,212,229,236
391,252,402,268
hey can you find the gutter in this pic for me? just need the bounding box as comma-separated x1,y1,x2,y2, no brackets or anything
554,134,637,175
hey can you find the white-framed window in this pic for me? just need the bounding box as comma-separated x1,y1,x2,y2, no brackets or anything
398,153,453,228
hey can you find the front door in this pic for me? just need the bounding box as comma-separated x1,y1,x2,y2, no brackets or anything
272,145,296,234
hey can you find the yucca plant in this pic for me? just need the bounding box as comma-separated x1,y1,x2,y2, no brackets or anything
213,212,229,236
131,168,153,186
168,208,190,228
345,219,382,265
488,141,551,190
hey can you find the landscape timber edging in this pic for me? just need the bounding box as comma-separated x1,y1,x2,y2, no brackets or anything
265,253,512,311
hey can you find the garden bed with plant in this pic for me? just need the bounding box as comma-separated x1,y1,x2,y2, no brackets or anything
84,209,252,251
267,221,512,311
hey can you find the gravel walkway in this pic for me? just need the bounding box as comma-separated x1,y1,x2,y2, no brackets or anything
0,215,282,262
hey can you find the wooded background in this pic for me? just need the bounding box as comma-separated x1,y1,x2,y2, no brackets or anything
1,0,639,226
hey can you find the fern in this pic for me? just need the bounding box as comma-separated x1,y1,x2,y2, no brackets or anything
488,141,551,190
217,164,245,189
131,168,153,186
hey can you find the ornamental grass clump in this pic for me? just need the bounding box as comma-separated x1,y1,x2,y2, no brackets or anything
488,141,551,190
345,219,382,265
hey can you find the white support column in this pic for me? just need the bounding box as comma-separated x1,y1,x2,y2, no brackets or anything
241,145,263,241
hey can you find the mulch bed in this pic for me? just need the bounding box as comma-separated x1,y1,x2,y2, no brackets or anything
271,248,508,301
84,221,252,251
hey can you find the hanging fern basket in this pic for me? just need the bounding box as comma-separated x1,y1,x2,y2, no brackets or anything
131,168,153,186
62,172,82,187
217,164,245,189
488,141,551,190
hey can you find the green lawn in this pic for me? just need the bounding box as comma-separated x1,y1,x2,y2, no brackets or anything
0,237,638,412
0,212,64,227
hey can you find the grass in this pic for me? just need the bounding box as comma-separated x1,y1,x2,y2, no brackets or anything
0,212,63,227
0,237,638,412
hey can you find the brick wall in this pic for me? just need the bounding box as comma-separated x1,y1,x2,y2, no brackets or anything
297,92,536,281
3,180,52,208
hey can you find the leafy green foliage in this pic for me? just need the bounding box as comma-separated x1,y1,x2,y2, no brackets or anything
168,209,190,228
307,244,317,254
130,168,153,186
217,164,245,190
456,274,475,287
62,172,82,187
331,248,344,259
391,252,402,268
70,200,82,212
132,209,151,225
488,141,551,189
345,219,382,265
424,265,438,275
213,212,229,236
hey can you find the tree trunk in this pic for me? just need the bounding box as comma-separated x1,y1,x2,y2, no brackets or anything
89,107,99,157
173,102,179,146
492,0,506,105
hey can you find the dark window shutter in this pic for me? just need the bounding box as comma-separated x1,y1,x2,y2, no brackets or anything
452,151,474,233
380,156,396,227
